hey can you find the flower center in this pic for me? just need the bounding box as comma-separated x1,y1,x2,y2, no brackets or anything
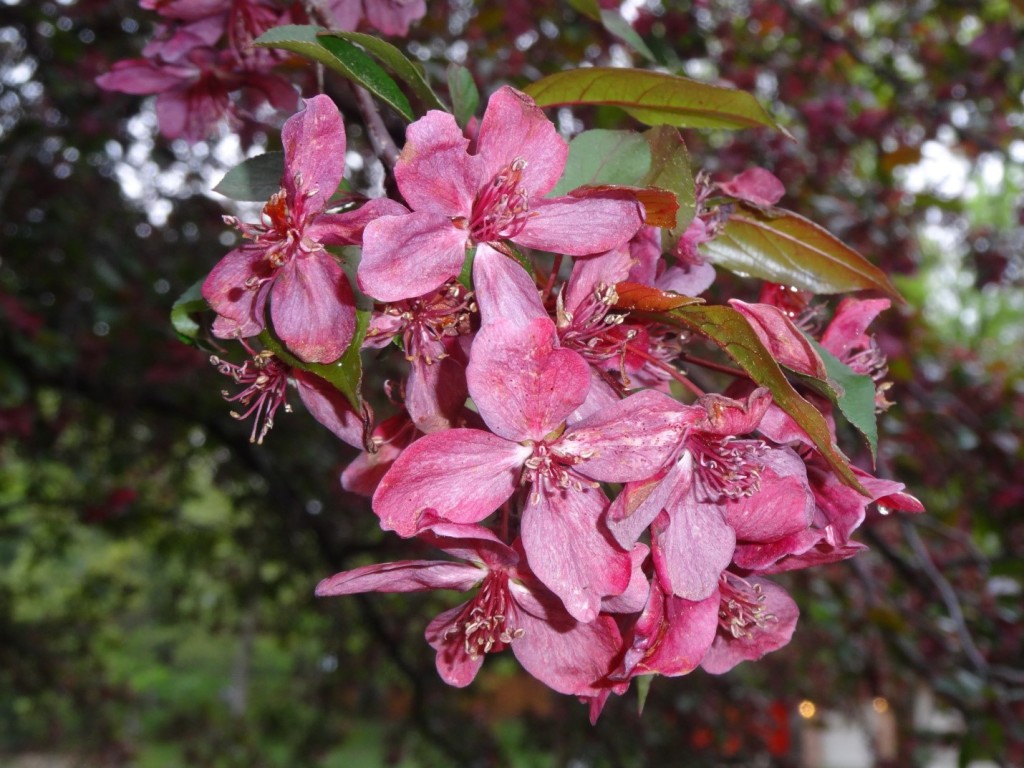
521,438,596,502
469,158,531,244
688,434,766,502
210,346,292,444
557,283,637,363
368,282,475,364
442,572,523,659
226,186,323,274
717,573,777,639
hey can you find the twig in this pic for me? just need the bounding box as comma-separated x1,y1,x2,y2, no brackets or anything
352,84,400,169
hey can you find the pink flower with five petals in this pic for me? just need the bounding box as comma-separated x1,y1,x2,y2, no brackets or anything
358,86,645,302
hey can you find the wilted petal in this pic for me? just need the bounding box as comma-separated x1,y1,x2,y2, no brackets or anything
624,581,719,678
730,300,826,379
373,428,530,536
468,318,590,442
820,297,891,359
315,559,482,596
601,543,651,614
270,253,355,363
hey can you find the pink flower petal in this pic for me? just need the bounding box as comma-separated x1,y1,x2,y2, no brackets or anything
281,95,346,218
315,559,482,596
515,196,643,255
722,447,815,542
203,246,270,327
652,452,736,601
513,607,623,696
293,369,364,447
426,603,487,687
358,211,470,302
605,470,674,549
307,198,410,247
563,243,633,315
373,428,530,536
718,167,785,207
700,578,799,674
270,253,355,363
472,244,545,328
560,389,689,482
520,486,630,623
475,86,567,198
467,318,590,442
395,110,478,216
820,297,891,358
730,300,826,379
364,0,427,36
625,582,719,677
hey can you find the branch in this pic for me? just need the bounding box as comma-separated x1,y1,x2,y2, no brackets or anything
352,84,400,169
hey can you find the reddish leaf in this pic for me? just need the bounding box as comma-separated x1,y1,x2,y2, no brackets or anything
569,184,679,228
613,281,704,312
702,206,902,300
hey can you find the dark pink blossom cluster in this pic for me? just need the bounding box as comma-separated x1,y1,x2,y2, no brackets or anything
204,88,921,719
96,0,425,141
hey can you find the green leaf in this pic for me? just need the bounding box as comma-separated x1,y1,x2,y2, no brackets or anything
701,206,902,299
212,152,284,201
798,338,879,461
255,25,414,121
323,31,447,113
567,0,601,21
258,308,370,411
636,675,653,715
641,125,696,241
550,129,651,197
170,280,207,346
524,68,790,134
599,10,657,62
663,304,868,494
447,63,479,128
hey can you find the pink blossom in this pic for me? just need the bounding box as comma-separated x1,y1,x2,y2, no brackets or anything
324,0,427,36
372,317,687,621
358,86,645,302
363,281,474,433
717,167,786,208
210,341,363,445
316,523,624,696
203,96,405,362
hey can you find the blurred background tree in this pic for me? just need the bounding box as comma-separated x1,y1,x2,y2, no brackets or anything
1,0,1021,765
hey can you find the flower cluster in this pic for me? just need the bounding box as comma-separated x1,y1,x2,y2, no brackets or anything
97,0,426,141
204,87,921,719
